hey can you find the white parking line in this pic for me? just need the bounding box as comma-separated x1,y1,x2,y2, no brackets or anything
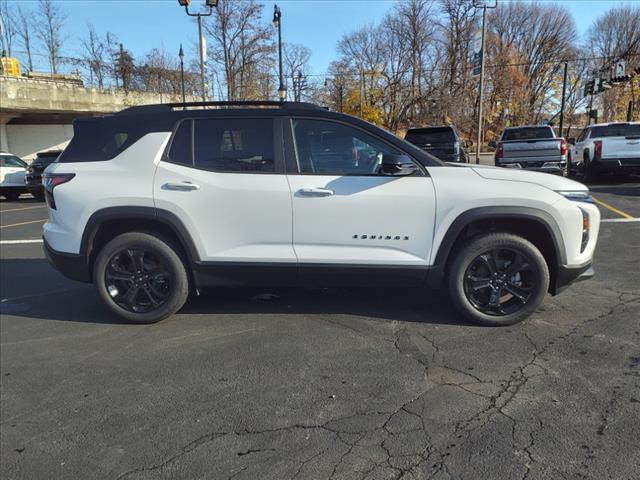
601,218,639,223
0,239,43,245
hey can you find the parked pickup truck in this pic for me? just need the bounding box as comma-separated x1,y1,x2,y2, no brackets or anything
568,122,640,181
492,126,567,174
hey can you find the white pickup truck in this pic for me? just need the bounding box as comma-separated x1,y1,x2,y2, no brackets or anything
493,125,567,174
568,122,640,181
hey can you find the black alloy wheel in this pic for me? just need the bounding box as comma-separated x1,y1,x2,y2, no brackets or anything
105,247,172,313
463,248,536,317
448,233,549,326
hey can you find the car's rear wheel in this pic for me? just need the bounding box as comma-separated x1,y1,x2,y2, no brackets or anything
93,232,189,323
2,192,20,201
448,233,549,326
584,152,597,184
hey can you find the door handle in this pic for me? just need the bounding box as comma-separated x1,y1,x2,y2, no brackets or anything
163,181,200,191
298,187,334,197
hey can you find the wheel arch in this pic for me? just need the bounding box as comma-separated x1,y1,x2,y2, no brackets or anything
428,207,566,294
81,207,200,287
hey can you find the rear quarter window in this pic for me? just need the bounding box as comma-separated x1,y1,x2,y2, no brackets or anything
58,116,171,163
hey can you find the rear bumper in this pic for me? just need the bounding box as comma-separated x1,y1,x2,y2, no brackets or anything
592,157,640,173
553,261,594,295
496,160,566,173
43,237,91,283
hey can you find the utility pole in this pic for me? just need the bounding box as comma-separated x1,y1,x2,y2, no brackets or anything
178,1,218,103
273,5,286,101
559,61,568,138
179,44,186,106
473,0,497,164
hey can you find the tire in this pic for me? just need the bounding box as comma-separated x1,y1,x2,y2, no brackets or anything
448,233,550,326
32,192,45,202
93,232,189,323
566,152,574,178
2,192,20,201
584,152,597,184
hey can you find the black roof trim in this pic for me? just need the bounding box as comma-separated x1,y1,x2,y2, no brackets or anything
118,101,326,115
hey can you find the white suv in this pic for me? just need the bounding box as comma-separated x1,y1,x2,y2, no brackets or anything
43,101,600,325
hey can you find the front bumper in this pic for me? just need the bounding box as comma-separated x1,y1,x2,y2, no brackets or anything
43,237,91,283
553,261,594,295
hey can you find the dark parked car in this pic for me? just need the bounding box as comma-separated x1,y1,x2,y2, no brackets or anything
26,150,62,201
404,126,470,163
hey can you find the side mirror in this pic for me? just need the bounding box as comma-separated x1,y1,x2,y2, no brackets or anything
381,154,418,176
466,139,473,147
488,140,497,149
568,137,576,145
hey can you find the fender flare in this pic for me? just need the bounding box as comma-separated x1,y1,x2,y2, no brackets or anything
426,206,566,288
81,206,201,266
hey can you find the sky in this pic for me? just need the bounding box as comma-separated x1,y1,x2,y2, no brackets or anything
5,0,637,76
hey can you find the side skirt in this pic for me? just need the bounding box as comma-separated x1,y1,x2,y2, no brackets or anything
193,262,433,289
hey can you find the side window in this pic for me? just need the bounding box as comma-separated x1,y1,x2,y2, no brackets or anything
168,120,193,166
193,118,274,173
292,119,400,175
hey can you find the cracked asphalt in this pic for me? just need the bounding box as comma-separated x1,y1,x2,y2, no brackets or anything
1,204,639,479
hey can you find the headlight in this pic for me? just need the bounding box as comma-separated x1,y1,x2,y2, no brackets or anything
556,190,593,203
579,207,589,252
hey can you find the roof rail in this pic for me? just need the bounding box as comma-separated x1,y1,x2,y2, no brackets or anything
118,100,324,115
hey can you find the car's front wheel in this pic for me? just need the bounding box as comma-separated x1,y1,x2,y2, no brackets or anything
93,232,189,323
448,233,549,326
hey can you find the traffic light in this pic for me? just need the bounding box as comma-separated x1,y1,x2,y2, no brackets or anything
611,75,632,84
584,79,595,96
597,78,612,92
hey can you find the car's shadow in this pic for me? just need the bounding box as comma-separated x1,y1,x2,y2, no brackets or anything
0,258,466,327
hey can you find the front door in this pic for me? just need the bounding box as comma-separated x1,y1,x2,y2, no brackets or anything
285,118,436,283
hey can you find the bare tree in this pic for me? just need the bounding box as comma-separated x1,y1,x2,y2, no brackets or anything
204,0,273,100
284,43,311,101
490,2,577,122
587,4,640,121
0,0,16,57
82,24,107,88
35,0,66,75
13,3,35,71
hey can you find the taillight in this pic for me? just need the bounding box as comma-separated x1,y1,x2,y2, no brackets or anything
593,140,602,159
43,173,75,210
496,142,504,160
560,138,567,156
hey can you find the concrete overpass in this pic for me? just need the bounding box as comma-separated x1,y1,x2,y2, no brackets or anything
0,75,189,160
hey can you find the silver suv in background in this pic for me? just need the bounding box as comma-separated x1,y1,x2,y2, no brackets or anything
492,125,567,174
568,122,640,181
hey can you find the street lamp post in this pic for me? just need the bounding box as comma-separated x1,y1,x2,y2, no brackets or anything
273,4,287,102
473,0,497,164
177,0,218,103
179,44,186,105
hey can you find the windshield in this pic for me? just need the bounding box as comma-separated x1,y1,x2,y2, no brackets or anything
591,124,640,138
405,128,455,144
502,127,554,141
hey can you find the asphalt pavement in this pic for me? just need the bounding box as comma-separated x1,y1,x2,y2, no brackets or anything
1,177,639,480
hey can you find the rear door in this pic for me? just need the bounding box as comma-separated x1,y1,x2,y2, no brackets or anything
153,116,296,278
285,117,436,283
